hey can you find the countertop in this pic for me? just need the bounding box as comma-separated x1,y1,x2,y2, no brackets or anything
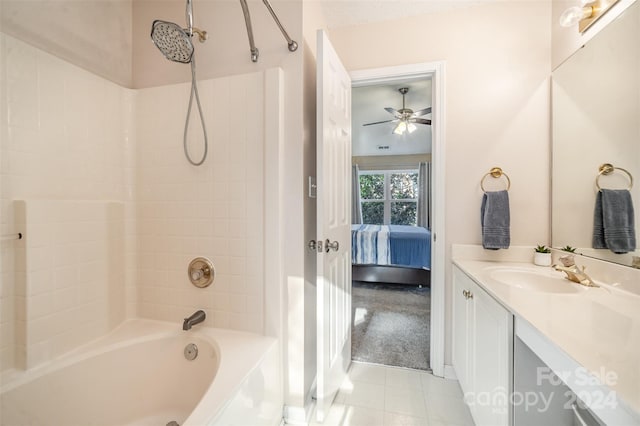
453,259,640,424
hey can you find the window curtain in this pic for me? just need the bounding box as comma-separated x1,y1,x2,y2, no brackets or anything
417,162,431,229
352,164,363,224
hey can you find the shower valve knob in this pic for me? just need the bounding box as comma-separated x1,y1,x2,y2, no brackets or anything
188,257,215,288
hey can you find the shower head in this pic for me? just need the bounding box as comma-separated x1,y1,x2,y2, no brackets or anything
151,20,194,64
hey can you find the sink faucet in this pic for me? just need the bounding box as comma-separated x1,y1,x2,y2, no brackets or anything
183,310,206,330
552,262,598,287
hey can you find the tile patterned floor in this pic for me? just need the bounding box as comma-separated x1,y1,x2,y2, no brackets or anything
310,362,475,426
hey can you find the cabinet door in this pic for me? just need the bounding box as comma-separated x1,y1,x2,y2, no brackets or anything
453,265,513,426
452,266,473,395
472,280,513,426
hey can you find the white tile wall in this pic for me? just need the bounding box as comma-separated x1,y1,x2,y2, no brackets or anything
134,72,266,334
15,200,125,368
0,33,135,371
1,32,270,371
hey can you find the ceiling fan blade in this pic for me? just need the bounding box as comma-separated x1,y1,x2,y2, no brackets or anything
384,107,402,118
362,119,397,126
412,118,432,125
411,107,432,117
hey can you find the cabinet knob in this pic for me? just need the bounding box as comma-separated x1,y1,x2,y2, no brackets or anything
462,289,474,300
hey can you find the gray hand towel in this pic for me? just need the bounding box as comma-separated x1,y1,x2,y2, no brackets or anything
593,189,636,254
481,190,510,250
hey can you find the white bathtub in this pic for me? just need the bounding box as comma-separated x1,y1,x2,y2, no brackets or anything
0,319,282,426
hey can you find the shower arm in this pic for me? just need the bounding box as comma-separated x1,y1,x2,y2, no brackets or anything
186,0,208,43
186,0,194,36
239,0,259,62
261,0,298,52
238,0,298,63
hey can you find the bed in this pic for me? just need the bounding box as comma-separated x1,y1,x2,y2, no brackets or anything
351,224,431,286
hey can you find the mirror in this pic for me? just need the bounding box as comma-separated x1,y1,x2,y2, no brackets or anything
552,1,640,267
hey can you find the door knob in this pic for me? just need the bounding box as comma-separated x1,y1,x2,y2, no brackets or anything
325,239,339,252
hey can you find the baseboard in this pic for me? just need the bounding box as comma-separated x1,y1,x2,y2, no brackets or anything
283,376,317,425
283,405,308,425
443,364,457,380
283,398,316,425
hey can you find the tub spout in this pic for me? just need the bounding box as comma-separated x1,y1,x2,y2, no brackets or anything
183,310,206,330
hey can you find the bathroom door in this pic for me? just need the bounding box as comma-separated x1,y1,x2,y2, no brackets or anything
316,29,352,422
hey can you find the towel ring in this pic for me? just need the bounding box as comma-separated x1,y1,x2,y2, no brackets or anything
481,167,511,192
596,163,633,191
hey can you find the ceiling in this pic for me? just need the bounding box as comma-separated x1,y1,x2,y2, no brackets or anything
319,0,488,29
352,78,432,157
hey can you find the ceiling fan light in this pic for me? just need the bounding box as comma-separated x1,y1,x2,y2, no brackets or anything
407,123,417,133
393,121,407,135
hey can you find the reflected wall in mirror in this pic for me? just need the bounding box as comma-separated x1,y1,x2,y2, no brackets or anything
552,0,640,267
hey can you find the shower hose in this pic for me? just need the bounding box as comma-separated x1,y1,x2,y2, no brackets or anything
184,57,208,166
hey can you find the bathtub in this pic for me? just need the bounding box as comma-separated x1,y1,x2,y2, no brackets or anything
0,319,282,426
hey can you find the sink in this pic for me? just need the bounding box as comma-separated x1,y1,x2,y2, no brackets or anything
488,268,587,294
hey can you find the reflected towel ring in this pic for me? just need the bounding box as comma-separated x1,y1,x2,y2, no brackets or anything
596,163,633,191
481,167,511,192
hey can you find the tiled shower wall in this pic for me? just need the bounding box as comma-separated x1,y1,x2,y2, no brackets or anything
15,200,125,368
135,72,266,334
1,32,269,371
0,33,135,371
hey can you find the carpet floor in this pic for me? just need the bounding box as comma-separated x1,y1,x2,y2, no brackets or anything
351,281,431,371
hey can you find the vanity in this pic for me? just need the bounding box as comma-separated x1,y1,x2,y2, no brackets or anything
451,246,640,426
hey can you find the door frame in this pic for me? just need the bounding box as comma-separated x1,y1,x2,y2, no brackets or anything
350,61,446,377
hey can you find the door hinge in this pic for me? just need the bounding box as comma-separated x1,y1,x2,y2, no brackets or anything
308,176,317,198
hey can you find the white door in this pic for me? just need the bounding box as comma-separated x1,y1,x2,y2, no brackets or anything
316,29,352,423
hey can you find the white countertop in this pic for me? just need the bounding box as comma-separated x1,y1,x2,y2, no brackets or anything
453,259,640,423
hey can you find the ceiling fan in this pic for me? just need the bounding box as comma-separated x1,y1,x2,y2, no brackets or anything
362,87,431,135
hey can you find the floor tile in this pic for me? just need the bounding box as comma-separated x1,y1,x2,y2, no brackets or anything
385,385,428,418
337,381,386,409
319,363,475,426
424,393,474,426
385,367,423,390
348,362,387,385
383,411,430,426
310,403,385,426
421,372,464,399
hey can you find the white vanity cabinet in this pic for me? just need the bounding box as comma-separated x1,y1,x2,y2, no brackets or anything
453,265,513,426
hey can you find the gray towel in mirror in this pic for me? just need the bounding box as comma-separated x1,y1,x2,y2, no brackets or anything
481,190,510,250
593,189,636,254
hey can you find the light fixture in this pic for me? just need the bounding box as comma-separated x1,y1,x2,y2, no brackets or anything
392,120,417,135
393,121,407,135
560,0,620,33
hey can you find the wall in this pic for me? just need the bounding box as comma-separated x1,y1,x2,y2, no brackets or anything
328,1,552,365
0,33,135,371
131,0,307,411
15,200,125,368
132,0,301,88
353,154,431,170
0,0,133,87
134,71,267,333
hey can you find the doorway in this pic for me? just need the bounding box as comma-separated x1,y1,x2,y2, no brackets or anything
349,62,445,377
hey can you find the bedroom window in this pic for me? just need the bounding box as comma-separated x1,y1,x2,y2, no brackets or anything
359,170,418,225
